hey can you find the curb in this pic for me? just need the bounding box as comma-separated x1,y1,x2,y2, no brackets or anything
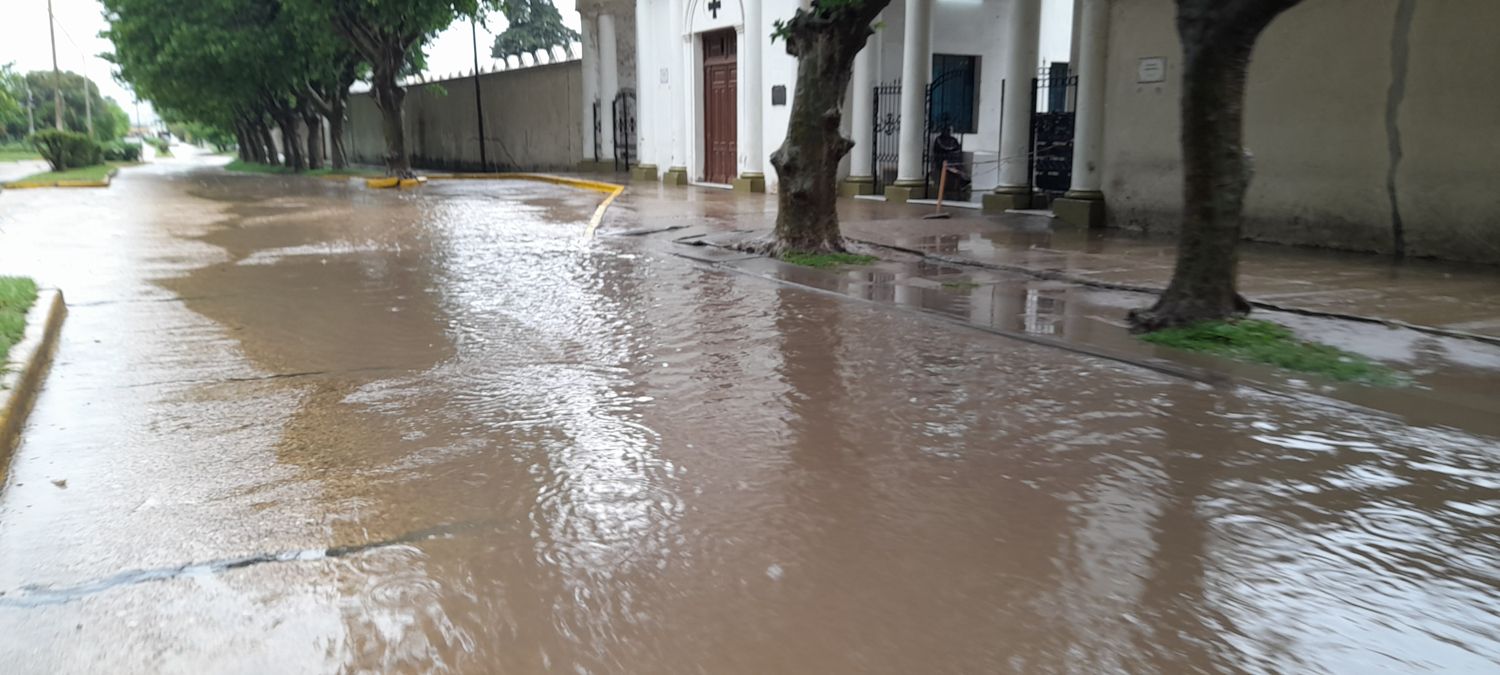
366,172,625,238
3,167,118,190
0,289,66,473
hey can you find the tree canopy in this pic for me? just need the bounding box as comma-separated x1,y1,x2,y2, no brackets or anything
491,0,580,60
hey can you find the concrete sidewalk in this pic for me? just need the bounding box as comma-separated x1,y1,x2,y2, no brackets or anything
602,180,1500,340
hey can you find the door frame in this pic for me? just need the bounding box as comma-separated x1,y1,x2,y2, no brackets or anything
690,26,746,184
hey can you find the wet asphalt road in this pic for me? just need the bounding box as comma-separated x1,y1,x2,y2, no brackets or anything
0,156,1497,673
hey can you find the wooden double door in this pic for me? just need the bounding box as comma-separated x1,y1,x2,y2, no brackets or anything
702,29,737,184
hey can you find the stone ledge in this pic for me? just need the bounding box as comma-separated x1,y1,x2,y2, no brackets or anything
882,183,927,203
0,289,67,465
1054,196,1106,228
630,165,659,182
981,191,1033,213
732,174,766,193
839,178,875,197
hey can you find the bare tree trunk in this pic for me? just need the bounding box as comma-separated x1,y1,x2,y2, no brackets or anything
371,71,412,178
327,104,348,169
301,109,325,170
767,0,891,255
258,120,278,165
1129,0,1303,332
235,122,254,162
275,113,305,171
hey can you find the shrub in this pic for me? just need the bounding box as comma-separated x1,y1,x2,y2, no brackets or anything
103,141,142,162
29,130,102,171
143,136,171,157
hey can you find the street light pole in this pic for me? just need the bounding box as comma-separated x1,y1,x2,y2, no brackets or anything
471,17,488,172
47,0,64,130
26,81,35,135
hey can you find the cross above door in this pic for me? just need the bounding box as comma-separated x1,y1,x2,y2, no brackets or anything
707,0,721,18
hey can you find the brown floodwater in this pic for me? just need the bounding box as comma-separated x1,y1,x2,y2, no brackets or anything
0,157,1496,673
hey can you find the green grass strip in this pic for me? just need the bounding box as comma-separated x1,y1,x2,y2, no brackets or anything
1140,319,1400,385
780,251,879,269
0,277,39,368
0,149,41,162
13,163,120,183
224,159,381,177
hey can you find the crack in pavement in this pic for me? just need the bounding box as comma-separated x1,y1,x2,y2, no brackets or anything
0,521,491,608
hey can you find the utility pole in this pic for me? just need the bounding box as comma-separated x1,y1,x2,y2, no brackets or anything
83,75,94,139
26,81,35,135
471,17,488,172
47,0,63,130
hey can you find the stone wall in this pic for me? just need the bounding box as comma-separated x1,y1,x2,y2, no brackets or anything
346,60,584,172
1101,0,1500,264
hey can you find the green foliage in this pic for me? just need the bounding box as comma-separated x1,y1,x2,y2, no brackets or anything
103,140,142,162
0,142,40,161
17,71,128,141
29,129,102,171
0,276,38,368
12,163,125,184
1139,319,1401,385
491,0,579,59
0,64,27,141
780,251,879,268
143,136,171,156
224,159,379,176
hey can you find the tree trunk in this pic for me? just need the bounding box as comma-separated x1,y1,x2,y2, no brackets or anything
327,102,348,170
302,111,325,170
235,122,253,162
371,70,412,178
1128,0,1303,332
275,113,305,171
258,121,278,165
767,1,890,255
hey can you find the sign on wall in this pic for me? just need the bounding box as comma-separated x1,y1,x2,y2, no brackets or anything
1137,57,1167,84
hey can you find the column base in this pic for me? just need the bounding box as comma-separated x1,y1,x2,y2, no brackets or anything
732,172,766,193
982,189,1033,213
882,180,928,203
630,164,659,182
839,176,875,197
1054,191,1107,228
577,160,614,173
663,166,688,186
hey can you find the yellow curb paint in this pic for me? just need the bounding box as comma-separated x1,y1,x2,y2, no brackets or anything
398,177,428,188
366,177,400,189
0,289,67,473
367,173,624,238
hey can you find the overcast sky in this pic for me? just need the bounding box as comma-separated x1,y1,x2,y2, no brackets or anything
0,0,581,125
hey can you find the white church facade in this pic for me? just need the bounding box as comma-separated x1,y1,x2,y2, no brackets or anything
574,0,1500,264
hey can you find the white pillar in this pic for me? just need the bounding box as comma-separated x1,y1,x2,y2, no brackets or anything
847,42,875,184
737,0,764,189
598,12,620,162
892,0,932,194
580,11,599,164
993,0,1042,200
635,0,656,174
1066,0,1109,197
665,0,688,182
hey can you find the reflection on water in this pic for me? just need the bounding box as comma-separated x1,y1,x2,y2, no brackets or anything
0,174,1497,673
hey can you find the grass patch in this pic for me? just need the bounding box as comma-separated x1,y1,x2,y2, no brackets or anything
1140,319,1400,385
10,163,124,184
0,277,39,368
0,148,41,162
224,159,382,177
941,280,981,290
780,251,879,269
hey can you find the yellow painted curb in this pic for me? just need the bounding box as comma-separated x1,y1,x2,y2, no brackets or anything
366,177,400,189
3,167,117,189
0,289,67,476
398,176,428,188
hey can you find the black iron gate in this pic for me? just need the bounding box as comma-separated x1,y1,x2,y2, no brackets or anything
925,62,974,194
613,90,636,171
592,98,601,163
1029,68,1077,196
871,80,901,193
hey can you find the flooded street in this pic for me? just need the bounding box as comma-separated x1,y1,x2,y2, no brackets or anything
0,158,1497,673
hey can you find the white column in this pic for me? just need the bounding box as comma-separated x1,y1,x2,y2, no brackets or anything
666,0,688,180
598,12,620,162
739,0,764,183
847,42,875,183
635,0,656,172
995,0,1042,197
580,11,599,164
1066,0,1109,197
893,0,932,191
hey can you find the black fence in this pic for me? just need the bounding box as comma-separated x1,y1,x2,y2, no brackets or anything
1030,67,1077,197
612,90,636,172
871,80,902,194
591,98,601,163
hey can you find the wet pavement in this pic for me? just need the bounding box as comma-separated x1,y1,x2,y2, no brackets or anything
0,154,1496,673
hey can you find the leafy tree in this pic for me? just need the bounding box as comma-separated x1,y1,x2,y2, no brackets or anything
1128,0,1305,331
19,71,127,142
765,0,893,255
289,0,494,177
0,64,28,141
491,0,579,60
